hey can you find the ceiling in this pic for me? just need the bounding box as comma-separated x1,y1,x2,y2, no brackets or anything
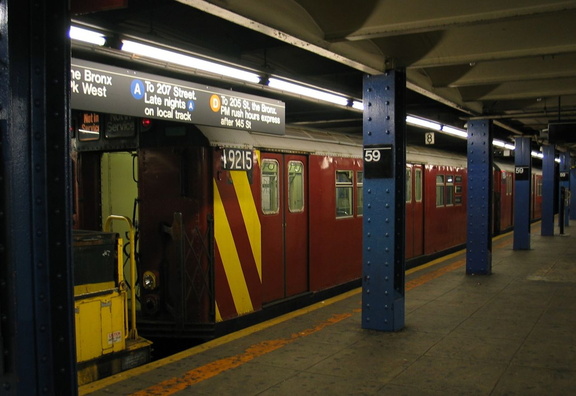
72,0,576,153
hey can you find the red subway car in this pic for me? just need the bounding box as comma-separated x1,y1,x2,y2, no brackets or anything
72,115,541,340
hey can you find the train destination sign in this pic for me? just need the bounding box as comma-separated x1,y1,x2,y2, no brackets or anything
71,58,285,135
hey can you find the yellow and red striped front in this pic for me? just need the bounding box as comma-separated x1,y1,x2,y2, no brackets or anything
213,170,262,321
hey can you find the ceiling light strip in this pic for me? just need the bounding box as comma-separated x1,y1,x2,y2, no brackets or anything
70,26,550,158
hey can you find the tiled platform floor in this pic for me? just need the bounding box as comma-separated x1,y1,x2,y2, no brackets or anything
81,227,576,395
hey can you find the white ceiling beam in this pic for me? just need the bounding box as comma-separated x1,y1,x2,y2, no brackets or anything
326,0,576,41
428,54,576,88
459,78,576,101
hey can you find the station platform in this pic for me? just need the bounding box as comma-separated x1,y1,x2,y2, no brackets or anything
80,224,576,395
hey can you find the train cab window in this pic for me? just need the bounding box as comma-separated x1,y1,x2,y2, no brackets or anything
288,161,304,213
415,168,423,202
78,112,101,141
436,175,445,206
406,167,412,203
356,171,364,216
261,159,279,214
78,128,101,142
446,175,454,205
336,170,353,218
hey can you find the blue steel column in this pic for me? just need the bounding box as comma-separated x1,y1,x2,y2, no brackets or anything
541,145,556,236
559,152,570,227
513,137,531,250
571,165,576,220
362,71,406,331
1,1,76,395
466,120,493,275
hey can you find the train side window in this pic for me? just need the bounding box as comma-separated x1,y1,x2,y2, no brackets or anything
288,161,304,213
415,168,422,202
261,159,279,214
445,175,454,206
436,175,445,206
406,167,412,203
336,170,353,218
356,171,363,216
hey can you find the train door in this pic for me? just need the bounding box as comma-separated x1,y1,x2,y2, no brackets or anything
260,153,309,303
101,152,139,237
100,151,139,304
405,164,424,258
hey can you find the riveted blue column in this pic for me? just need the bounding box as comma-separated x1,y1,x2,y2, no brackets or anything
570,164,576,221
513,137,531,250
1,0,76,394
541,145,556,236
466,120,493,275
559,152,570,227
362,71,406,331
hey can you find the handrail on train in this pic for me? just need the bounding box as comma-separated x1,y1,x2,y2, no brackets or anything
104,215,138,340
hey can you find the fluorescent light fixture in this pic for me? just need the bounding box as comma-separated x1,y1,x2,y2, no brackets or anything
121,40,261,84
67,26,534,157
406,115,441,131
493,140,516,151
268,78,350,106
69,26,106,46
441,125,468,138
531,151,544,159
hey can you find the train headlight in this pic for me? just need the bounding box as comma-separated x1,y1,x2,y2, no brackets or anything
142,270,158,290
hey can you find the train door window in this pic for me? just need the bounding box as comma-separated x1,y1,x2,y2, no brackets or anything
436,175,445,206
506,173,513,196
445,175,454,205
262,159,279,214
336,170,353,218
288,161,304,213
356,171,364,216
406,167,412,203
415,168,423,202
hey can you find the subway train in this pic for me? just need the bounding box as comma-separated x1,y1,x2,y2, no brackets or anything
71,111,543,342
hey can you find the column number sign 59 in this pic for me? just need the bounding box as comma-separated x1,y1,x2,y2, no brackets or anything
364,145,393,179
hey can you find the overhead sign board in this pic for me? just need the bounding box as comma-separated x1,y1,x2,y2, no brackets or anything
71,58,285,135
548,121,576,144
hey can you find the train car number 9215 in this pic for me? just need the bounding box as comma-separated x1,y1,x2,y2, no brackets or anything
222,148,253,171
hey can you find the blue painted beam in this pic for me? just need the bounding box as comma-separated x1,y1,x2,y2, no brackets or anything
1,0,76,394
362,71,406,332
571,166,576,220
466,120,493,275
559,152,570,227
541,145,556,236
513,137,531,250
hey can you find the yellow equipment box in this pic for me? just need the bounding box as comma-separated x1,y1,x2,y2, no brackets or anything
73,227,151,385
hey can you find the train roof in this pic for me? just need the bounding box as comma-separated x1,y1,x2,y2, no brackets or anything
197,125,364,158
198,125,489,169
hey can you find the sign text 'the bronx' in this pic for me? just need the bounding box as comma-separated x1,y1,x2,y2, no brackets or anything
70,58,285,135
71,68,112,97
